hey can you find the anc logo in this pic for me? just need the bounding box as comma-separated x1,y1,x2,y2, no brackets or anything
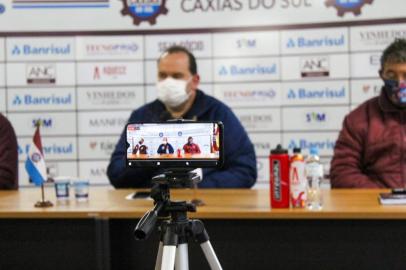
325,0,373,17
121,0,168,25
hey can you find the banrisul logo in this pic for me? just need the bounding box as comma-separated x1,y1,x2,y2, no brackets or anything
121,0,168,25
325,0,373,17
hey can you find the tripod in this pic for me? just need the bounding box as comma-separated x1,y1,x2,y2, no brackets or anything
134,170,222,270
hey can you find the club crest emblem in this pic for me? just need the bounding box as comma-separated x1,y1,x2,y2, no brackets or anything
121,0,168,25
325,0,373,17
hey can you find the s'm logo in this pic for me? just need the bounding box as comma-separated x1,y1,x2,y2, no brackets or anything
121,0,168,25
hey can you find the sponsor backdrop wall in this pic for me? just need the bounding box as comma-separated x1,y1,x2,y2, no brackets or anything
0,0,404,187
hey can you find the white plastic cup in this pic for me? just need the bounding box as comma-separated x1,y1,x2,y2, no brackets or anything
73,179,90,202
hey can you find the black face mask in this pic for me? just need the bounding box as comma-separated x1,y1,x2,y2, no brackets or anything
384,79,406,108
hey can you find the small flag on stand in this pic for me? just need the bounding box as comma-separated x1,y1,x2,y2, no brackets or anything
25,122,53,207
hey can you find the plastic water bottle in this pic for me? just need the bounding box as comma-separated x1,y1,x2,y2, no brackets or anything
305,147,323,210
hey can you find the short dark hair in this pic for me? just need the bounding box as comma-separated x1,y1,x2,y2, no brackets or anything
158,45,198,75
381,38,406,69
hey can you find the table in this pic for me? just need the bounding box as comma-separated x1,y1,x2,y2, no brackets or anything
0,187,405,270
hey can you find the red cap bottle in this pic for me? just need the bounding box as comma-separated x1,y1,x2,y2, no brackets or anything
269,144,290,208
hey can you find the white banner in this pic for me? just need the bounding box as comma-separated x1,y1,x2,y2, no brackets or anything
282,106,349,131
79,160,109,185
78,136,118,160
6,37,75,61
7,62,75,86
214,82,281,108
351,79,382,105
234,107,281,132
7,87,75,112
213,31,279,57
282,132,340,157
281,27,348,54
18,136,77,161
249,132,282,157
77,86,144,110
0,1,403,31
8,112,77,136
282,80,349,105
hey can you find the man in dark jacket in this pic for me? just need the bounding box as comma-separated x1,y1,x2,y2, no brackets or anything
107,45,257,188
330,38,406,188
0,113,18,189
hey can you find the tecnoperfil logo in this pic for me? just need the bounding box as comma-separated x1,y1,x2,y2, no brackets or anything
12,0,109,9
325,0,373,17
121,0,168,25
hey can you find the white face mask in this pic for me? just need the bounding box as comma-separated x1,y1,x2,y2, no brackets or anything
156,77,191,108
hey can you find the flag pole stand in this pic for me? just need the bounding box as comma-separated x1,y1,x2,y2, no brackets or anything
35,183,53,208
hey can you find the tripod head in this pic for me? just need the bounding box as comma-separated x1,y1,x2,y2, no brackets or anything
134,168,200,241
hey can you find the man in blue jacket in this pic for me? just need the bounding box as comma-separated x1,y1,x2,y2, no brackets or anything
107,45,257,188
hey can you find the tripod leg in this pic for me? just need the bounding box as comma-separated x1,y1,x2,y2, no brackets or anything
191,220,222,270
200,241,222,270
155,241,164,270
161,224,178,270
175,243,189,270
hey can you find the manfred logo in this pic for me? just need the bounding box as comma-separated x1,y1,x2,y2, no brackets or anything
26,64,56,84
300,56,329,78
325,0,373,17
121,0,168,25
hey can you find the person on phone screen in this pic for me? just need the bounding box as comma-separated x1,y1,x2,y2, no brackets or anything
183,136,201,154
330,38,406,188
132,138,148,155
107,45,257,188
157,137,174,154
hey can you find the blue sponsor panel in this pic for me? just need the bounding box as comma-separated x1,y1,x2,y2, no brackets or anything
77,86,144,110
214,57,279,82
17,136,77,161
6,62,75,86
77,111,129,136
350,23,406,52
78,160,109,185
7,88,75,112
213,31,279,57
145,34,211,59
214,82,281,108
18,161,78,186
350,52,381,78
350,79,382,105
234,107,281,132
282,80,349,106
76,35,143,60
8,112,77,136
281,27,348,54
248,132,281,157
76,61,143,85
7,37,75,61
282,106,349,131
281,54,349,80
78,136,117,160
282,132,339,157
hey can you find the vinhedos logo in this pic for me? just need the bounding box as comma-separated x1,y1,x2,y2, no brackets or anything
325,0,373,17
121,0,168,25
